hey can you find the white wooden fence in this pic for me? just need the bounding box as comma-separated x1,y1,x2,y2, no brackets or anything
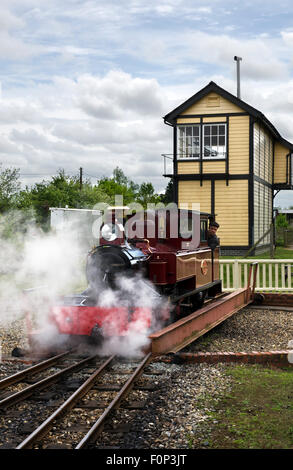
219,259,293,292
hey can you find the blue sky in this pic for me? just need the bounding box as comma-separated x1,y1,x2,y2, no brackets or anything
1,1,293,207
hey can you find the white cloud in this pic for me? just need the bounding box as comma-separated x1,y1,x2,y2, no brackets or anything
0,70,172,192
1,0,293,205
76,71,165,119
178,31,288,80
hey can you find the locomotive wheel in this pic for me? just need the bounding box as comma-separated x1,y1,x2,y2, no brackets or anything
192,291,206,309
90,324,104,344
176,292,207,318
168,305,179,324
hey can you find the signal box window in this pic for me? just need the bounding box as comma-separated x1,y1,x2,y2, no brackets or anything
177,123,226,159
177,125,200,159
203,124,226,159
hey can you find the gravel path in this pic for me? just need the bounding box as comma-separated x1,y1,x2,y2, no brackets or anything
0,306,292,449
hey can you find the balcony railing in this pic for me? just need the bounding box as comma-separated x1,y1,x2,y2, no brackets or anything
162,154,174,176
162,151,227,176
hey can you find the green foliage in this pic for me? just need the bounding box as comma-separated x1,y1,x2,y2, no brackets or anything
0,164,21,212
17,169,111,228
276,213,289,229
0,164,171,228
96,167,138,205
160,179,174,204
136,182,161,207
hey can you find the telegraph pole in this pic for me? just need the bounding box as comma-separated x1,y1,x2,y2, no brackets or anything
79,167,83,190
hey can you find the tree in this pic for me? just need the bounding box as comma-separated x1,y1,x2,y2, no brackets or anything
9,165,169,228
17,169,111,228
112,167,129,186
161,179,174,204
96,167,139,205
275,213,289,229
0,164,21,212
136,182,161,208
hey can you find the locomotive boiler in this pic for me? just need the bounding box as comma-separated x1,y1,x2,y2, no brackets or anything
48,207,222,344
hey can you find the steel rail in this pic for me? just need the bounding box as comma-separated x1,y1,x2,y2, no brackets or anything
0,353,99,410
16,355,116,449
0,351,71,390
75,352,153,449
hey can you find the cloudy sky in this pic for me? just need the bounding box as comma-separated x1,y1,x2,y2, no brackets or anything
1,0,293,207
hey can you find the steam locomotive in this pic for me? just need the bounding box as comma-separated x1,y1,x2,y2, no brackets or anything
48,207,221,344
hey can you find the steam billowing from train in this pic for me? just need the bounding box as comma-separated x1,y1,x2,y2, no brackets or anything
0,210,166,357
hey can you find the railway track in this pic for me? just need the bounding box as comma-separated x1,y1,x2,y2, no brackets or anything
0,263,269,449
0,351,153,449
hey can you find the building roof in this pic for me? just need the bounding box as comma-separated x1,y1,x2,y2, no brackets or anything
163,81,293,151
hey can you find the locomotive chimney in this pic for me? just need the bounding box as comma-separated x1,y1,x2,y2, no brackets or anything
234,56,242,99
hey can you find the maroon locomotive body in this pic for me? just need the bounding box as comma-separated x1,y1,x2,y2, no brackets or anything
49,208,221,343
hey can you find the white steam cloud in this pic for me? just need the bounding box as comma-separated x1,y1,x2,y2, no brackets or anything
0,210,88,351
0,210,168,357
97,273,169,358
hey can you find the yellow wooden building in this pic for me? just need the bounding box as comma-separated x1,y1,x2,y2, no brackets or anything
163,81,293,255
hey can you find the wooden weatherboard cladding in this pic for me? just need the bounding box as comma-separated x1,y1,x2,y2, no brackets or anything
163,81,293,252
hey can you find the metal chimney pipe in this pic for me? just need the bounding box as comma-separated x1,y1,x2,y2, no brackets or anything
234,56,242,99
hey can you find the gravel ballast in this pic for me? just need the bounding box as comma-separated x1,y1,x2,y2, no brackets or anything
183,307,293,353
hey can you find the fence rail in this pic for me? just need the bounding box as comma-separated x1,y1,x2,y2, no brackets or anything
220,259,293,292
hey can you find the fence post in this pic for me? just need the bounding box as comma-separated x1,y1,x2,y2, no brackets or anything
233,260,239,289
270,224,274,258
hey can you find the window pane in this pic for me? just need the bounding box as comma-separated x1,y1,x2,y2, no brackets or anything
202,123,226,159
179,128,185,138
177,124,228,159
177,125,200,159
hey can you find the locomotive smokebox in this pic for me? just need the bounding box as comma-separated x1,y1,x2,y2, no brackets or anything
86,244,148,290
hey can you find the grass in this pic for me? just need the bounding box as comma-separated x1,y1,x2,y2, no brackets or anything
198,365,293,449
220,246,293,260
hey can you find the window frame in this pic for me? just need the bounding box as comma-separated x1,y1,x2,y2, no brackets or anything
176,122,227,160
177,124,201,160
202,123,227,160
